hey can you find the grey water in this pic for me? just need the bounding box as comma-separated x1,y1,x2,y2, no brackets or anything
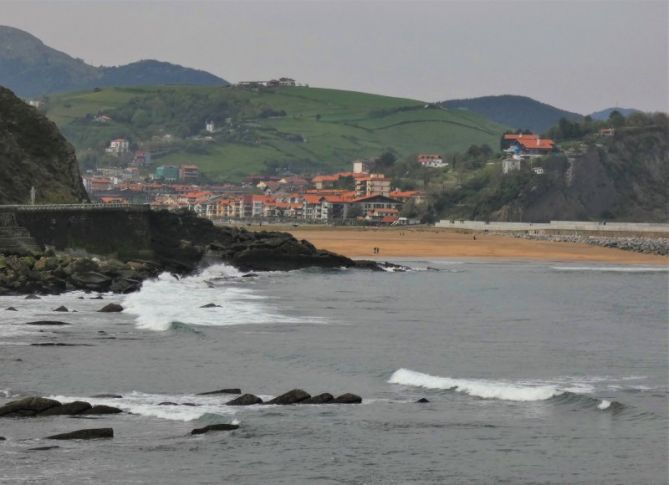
1,260,667,484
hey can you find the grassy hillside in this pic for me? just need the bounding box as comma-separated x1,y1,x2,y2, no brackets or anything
45,86,508,181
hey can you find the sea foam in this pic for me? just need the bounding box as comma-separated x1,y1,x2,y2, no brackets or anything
388,368,562,401
123,263,316,331
551,266,668,273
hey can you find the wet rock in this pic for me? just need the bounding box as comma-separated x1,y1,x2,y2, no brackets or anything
267,389,310,405
416,398,430,403
82,405,122,415
30,343,92,347
39,401,92,416
0,397,61,417
69,272,111,291
333,393,362,404
25,294,40,300
181,403,199,407
5,307,17,311
91,295,104,300
199,303,221,308
158,402,178,406
197,388,241,396
241,273,258,278
0,436,5,441
28,446,60,451
300,393,334,404
53,306,69,312
90,394,122,399
45,428,113,440
226,394,263,406
97,303,123,313
25,321,70,326
191,423,239,435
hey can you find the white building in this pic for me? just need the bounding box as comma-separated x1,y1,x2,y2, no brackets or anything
105,138,130,155
205,121,215,133
352,160,369,174
502,158,521,174
417,154,448,168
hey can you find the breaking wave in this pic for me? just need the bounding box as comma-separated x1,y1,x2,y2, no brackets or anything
388,369,621,411
123,263,319,331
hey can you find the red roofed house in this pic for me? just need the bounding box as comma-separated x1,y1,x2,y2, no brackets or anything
417,154,447,168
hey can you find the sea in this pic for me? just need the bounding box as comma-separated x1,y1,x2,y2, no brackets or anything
0,260,667,484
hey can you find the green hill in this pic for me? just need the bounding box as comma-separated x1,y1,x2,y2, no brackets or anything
0,26,227,98
44,86,508,181
441,95,582,134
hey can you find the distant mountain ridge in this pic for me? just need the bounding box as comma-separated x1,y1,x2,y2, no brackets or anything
441,95,583,134
0,25,228,98
589,107,640,121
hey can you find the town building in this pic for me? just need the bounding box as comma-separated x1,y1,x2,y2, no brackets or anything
205,121,215,133
105,138,130,155
502,158,522,174
417,154,447,168
355,174,391,197
155,165,180,182
179,165,200,182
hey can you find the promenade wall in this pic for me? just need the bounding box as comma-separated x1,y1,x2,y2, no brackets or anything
435,220,669,235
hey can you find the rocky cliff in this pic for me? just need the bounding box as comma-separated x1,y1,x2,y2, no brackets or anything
0,86,88,204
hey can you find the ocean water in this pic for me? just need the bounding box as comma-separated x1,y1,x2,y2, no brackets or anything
0,260,667,484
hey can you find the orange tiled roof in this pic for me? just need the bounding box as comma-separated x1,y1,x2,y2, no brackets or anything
517,138,554,150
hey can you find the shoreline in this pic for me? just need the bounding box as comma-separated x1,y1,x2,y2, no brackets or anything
276,226,669,265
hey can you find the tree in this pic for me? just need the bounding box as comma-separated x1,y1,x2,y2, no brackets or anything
608,110,625,128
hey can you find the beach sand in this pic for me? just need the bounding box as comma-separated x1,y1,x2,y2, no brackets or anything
277,226,669,264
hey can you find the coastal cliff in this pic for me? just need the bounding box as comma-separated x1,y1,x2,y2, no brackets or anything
0,86,88,204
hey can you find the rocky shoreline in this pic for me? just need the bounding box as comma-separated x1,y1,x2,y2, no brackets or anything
0,209,392,296
509,233,669,256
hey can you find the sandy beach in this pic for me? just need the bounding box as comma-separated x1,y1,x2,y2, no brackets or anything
279,226,669,264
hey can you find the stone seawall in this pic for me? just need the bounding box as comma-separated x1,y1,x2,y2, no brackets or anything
1,205,153,259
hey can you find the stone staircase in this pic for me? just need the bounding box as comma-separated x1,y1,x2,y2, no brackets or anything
0,224,42,256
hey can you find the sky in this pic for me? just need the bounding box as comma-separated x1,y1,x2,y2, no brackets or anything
1,0,667,114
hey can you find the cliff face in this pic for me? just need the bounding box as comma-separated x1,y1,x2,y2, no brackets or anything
0,86,88,204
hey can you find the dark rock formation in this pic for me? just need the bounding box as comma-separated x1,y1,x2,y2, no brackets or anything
24,294,40,300
158,402,178,406
53,306,68,312
197,388,241,396
90,394,122,399
83,405,122,415
0,86,88,204
25,321,69,326
5,307,17,311
199,303,221,308
333,393,362,404
45,428,113,440
267,389,311,405
39,401,92,416
97,303,123,313
416,398,430,403
300,393,334,404
191,423,239,435
28,445,59,451
0,397,61,416
0,436,5,441
226,394,263,406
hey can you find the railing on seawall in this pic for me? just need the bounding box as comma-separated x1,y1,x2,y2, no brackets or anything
435,219,669,234
0,203,151,212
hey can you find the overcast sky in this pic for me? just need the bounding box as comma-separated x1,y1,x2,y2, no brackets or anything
1,0,667,113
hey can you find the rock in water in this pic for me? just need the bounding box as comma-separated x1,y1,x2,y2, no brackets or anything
39,401,92,416
333,393,362,404
24,295,40,300
416,398,430,403
53,306,69,312
45,428,113,440
0,436,6,441
267,389,311,405
28,446,60,451
25,321,70,326
300,393,334,404
82,405,122,415
199,303,220,308
226,394,263,406
90,394,122,399
97,303,123,313
0,397,61,417
5,307,17,311
197,388,241,396
191,423,239,435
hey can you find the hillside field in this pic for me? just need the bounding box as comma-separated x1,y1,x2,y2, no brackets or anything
45,86,508,181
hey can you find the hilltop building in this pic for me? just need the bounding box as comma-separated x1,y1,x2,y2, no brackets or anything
179,165,200,182
417,154,447,168
105,138,130,155
155,165,179,182
205,121,215,133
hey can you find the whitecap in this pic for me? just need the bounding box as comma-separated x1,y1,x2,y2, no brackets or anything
551,266,668,273
388,368,563,402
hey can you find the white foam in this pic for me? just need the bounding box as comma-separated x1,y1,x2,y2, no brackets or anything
551,266,669,273
388,368,564,402
47,391,240,422
597,400,611,410
123,263,319,331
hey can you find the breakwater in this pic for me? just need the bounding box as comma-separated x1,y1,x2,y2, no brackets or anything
511,233,669,256
436,219,669,235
